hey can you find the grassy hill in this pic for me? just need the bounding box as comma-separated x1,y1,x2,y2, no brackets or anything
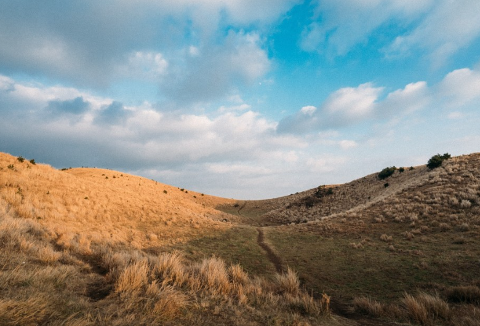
1,151,480,325
0,152,338,326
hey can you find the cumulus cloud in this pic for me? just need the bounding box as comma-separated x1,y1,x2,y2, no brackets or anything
278,83,383,133
279,64,480,136
386,0,480,66
1,64,479,198
0,0,292,89
161,31,271,103
379,81,431,117
119,51,168,80
302,0,480,66
437,68,480,108
0,75,301,171
94,101,132,126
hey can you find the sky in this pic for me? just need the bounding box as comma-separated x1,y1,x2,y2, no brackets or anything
1,0,480,199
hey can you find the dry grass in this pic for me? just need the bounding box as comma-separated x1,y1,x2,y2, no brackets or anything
402,292,450,325
3,151,480,325
353,296,384,317
446,285,480,305
0,152,336,325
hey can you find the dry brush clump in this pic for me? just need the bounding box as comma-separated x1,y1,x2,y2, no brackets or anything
354,292,451,325
402,292,450,326
353,296,384,317
106,251,331,324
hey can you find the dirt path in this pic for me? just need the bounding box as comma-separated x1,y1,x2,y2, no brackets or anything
256,228,283,273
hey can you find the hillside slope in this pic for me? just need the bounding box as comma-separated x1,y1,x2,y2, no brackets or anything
259,153,480,225
0,152,339,326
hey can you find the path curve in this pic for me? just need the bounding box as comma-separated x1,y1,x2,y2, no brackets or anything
256,228,283,273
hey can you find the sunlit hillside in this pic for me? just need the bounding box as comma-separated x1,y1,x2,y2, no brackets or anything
0,152,338,325
2,151,480,325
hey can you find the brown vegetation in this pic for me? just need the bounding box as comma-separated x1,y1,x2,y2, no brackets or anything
0,152,336,325
3,151,480,325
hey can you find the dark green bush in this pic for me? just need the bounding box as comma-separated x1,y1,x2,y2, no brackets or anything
315,185,334,198
399,167,405,173
378,166,397,180
29,159,36,165
17,156,25,163
427,153,451,170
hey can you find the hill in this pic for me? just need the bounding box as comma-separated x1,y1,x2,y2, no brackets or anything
1,151,480,325
218,153,480,325
0,152,340,325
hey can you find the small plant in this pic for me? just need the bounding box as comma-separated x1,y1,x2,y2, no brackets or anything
409,166,414,170
7,164,14,170
315,185,334,198
163,190,168,194
399,167,405,173
384,183,389,188
180,188,185,192
427,153,451,170
378,166,396,180
17,156,25,163
29,159,36,165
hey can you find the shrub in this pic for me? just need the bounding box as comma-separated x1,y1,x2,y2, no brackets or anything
399,167,405,173
17,156,25,163
7,164,14,170
315,185,333,198
427,153,451,170
378,166,397,180
353,297,384,316
163,190,167,194
276,267,300,296
384,183,389,188
29,159,36,165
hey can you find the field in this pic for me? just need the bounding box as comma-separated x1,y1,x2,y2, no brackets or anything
1,151,480,325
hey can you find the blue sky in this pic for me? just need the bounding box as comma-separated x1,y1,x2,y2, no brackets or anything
1,0,480,199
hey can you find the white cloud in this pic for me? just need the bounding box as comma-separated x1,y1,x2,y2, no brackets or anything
301,0,433,55
386,0,480,66
303,0,480,66
339,140,357,150
437,68,480,108
306,155,346,173
323,83,382,121
380,81,430,117
119,51,168,80
300,105,316,116
278,65,480,136
278,83,383,133
162,31,271,103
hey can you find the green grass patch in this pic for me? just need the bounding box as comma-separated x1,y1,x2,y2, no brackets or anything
265,226,480,303
167,226,277,277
